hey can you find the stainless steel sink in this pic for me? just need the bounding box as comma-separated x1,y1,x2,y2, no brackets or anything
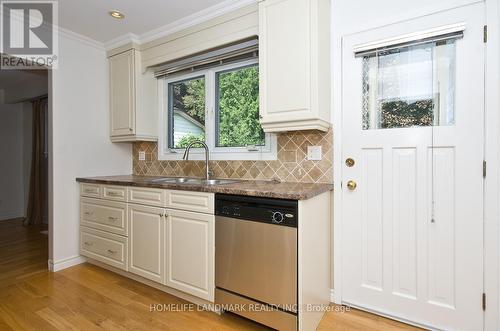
149,177,239,185
201,179,239,185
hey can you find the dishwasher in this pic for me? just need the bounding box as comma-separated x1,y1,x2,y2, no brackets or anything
215,194,298,331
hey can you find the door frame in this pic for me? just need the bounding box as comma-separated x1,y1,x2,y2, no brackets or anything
331,1,499,329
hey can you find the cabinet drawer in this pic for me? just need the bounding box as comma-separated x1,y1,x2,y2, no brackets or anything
167,190,214,214
80,227,128,270
103,185,127,202
80,198,127,236
80,183,101,198
128,187,166,207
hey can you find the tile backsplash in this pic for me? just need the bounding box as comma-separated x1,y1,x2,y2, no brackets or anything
133,129,333,183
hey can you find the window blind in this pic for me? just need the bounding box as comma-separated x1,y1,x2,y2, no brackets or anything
153,38,258,78
354,24,465,58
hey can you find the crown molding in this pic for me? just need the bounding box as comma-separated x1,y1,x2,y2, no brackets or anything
58,26,105,51
104,0,257,51
104,33,140,52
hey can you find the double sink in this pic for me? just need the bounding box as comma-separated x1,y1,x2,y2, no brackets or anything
148,177,240,186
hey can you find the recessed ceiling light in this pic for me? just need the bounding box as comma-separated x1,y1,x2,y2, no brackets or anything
109,10,125,19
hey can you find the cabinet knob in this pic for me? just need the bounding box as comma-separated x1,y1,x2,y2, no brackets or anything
107,249,116,254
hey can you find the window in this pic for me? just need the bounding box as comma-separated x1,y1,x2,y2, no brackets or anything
168,76,205,148
361,38,457,130
216,64,264,147
159,58,276,161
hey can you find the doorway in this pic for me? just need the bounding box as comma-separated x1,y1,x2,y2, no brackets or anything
0,68,49,277
340,4,484,330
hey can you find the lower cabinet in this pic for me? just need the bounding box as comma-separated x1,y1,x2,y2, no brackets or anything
80,227,128,270
80,185,215,303
165,209,215,301
128,204,165,283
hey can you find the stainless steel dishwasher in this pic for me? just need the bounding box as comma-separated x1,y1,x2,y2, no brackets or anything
215,194,298,331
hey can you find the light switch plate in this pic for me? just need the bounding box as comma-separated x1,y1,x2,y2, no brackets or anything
138,151,146,161
307,146,322,161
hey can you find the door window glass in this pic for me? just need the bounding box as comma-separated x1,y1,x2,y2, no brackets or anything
362,39,456,130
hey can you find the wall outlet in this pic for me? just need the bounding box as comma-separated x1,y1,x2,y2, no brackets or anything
138,151,146,161
307,146,322,161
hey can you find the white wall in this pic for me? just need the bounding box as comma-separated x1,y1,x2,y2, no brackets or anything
50,32,132,270
0,103,25,220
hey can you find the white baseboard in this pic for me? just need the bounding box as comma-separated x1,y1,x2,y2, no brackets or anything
48,255,87,272
0,211,24,221
330,289,335,303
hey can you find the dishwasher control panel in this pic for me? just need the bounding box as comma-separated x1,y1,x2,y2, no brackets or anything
215,194,298,227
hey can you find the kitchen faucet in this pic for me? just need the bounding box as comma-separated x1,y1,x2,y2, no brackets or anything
182,140,210,180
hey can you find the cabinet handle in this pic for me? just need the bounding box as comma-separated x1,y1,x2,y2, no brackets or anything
84,241,93,246
108,216,118,222
84,211,94,216
107,249,117,254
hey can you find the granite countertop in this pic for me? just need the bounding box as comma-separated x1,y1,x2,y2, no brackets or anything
76,175,333,200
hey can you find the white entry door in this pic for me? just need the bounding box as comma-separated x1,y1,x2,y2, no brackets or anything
341,4,484,330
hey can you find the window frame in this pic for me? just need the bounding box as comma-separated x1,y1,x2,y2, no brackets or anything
158,58,277,161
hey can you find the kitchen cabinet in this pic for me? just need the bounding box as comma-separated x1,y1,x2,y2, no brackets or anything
258,0,331,132
80,198,127,236
108,47,158,142
128,203,165,283
79,184,215,303
80,227,128,271
165,209,214,301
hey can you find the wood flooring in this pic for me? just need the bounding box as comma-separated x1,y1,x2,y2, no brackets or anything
0,218,421,330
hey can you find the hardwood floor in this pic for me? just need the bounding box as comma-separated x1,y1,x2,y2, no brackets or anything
0,218,420,330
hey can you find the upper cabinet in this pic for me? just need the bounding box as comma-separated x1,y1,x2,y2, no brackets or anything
108,48,158,142
258,0,331,132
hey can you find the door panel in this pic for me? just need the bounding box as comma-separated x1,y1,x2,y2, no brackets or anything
128,204,164,283
391,148,417,299
341,4,484,330
110,49,135,136
165,209,214,301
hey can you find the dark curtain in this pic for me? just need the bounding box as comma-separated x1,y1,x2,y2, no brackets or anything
24,97,48,226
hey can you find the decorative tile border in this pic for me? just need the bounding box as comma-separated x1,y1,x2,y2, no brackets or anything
133,129,333,183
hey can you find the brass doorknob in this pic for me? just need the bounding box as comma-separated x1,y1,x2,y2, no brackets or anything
346,180,357,191
345,158,355,167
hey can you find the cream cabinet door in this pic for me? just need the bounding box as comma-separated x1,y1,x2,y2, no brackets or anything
259,0,311,118
259,0,330,132
165,209,214,302
110,49,136,137
128,204,165,283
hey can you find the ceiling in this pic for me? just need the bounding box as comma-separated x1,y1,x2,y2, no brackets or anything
58,0,234,44
0,70,46,90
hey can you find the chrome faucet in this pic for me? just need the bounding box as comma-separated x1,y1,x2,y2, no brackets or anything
182,140,211,180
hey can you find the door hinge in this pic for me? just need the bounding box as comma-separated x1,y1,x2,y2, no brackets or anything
483,160,487,178
482,293,486,311
484,25,488,43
